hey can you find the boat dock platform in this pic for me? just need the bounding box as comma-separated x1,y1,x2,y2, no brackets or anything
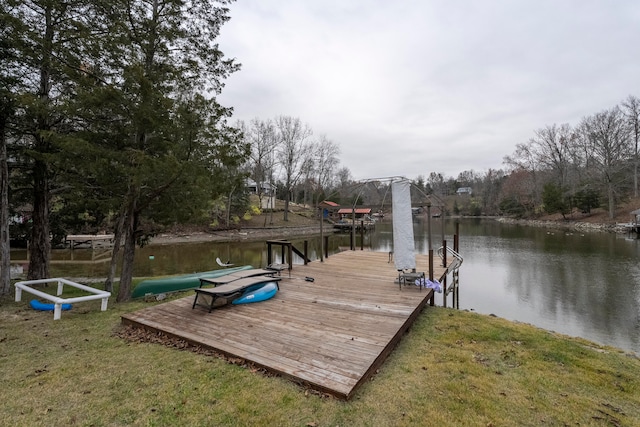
121,250,450,399
65,234,115,249
617,222,640,236
332,220,376,232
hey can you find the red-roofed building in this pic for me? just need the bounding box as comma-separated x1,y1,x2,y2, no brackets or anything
319,200,340,219
337,208,372,219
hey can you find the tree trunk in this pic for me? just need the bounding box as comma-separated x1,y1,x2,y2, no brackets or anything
27,4,54,281
0,114,10,295
226,187,234,228
608,181,615,220
634,154,638,198
116,190,139,302
104,209,126,292
116,207,137,302
283,189,290,221
27,158,50,280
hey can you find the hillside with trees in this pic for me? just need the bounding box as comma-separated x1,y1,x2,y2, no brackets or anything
238,94,640,224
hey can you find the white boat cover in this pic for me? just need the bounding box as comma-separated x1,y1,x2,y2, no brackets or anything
392,180,416,271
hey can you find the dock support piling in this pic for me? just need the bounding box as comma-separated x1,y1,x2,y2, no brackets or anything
319,207,324,262
303,240,308,265
324,235,329,259
454,222,460,309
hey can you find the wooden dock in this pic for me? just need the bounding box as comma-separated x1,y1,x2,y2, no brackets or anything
65,234,115,249
333,220,376,232
618,222,640,238
121,250,449,399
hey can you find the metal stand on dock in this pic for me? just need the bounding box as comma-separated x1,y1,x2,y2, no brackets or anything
266,239,312,276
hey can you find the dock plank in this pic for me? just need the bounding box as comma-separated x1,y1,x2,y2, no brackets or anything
121,250,449,399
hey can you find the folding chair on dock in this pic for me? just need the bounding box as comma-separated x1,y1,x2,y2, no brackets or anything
397,269,426,290
266,263,290,277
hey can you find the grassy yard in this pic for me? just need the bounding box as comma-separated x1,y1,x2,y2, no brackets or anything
1,290,639,426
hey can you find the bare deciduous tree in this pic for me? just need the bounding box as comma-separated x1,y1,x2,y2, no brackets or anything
530,124,576,191
499,169,537,215
312,134,340,205
275,116,312,221
242,118,278,210
622,95,640,197
427,172,446,195
480,168,505,215
503,142,542,207
578,107,630,219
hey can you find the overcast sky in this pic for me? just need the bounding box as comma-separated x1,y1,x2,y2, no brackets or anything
217,0,640,180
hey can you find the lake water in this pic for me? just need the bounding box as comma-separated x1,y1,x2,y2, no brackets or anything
448,219,640,355
17,217,640,354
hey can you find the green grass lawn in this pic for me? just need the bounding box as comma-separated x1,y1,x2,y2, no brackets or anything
1,291,638,426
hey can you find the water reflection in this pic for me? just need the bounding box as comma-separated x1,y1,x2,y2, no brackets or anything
16,217,640,354
455,220,640,355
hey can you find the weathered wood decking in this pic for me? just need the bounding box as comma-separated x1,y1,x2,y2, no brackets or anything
121,250,448,399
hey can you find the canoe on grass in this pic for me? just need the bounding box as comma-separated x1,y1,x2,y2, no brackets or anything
131,265,254,298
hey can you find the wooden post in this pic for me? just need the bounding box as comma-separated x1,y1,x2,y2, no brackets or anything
324,235,329,259
303,240,308,265
427,204,432,258
456,270,460,309
319,207,324,262
349,230,354,251
440,205,445,253
428,249,434,282
360,220,364,250
443,239,449,306
454,221,459,252
351,208,356,250
455,221,460,309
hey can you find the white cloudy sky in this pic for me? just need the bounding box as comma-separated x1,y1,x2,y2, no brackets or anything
217,0,640,180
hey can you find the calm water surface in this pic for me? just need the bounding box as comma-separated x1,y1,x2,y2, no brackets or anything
18,218,640,354
450,219,640,355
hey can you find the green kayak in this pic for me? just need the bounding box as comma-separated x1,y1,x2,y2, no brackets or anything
131,265,253,298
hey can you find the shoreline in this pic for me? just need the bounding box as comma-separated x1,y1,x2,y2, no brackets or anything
494,217,626,233
150,216,630,246
149,225,324,246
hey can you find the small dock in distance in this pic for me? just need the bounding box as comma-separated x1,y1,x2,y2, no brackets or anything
618,209,640,238
332,219,376,232
65,234,115,249
121,250,449,399
617,221,640,238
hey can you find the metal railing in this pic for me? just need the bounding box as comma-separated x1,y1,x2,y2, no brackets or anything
437,245,463,272
436,245,463,309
